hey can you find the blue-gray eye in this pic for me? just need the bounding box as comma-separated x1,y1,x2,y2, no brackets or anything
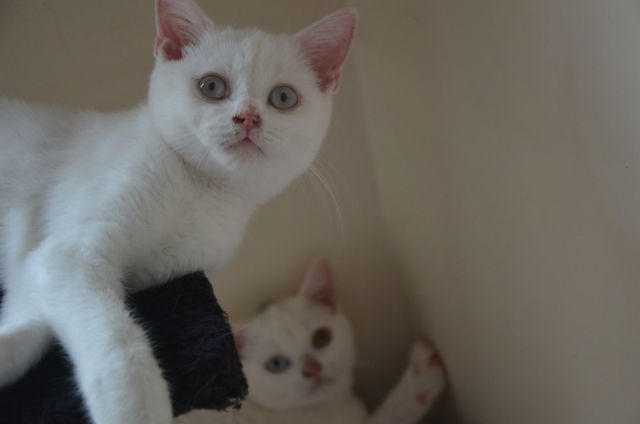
264,355,292,374
268,85,299,110
198,74,228,100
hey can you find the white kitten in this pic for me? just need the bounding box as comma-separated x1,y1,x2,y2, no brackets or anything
0,1,356,423
177,259,446,424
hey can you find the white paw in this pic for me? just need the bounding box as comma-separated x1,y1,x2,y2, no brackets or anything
81,342,173,424
407,339,446,408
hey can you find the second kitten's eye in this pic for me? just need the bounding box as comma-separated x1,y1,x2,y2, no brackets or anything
269,85,299,110
198,74,228,100
264,355,292,374
312,327,332,349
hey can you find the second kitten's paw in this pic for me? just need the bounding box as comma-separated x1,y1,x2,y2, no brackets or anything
408,339,446,407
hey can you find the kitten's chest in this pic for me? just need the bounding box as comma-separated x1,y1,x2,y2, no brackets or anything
129,193,251,288
231,399,368,424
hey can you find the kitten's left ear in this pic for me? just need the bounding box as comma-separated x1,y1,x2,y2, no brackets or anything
154,0,213,61
299,258,337,312
295,8,358,93
232,325,247,356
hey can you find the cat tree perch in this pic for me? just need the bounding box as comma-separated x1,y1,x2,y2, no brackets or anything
0,272,247,424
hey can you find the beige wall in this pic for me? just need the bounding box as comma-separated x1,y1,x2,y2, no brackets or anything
355,0,640,423
3,1,640,423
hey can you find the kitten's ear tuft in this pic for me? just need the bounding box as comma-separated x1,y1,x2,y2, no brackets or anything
295,8,357,93
299,258,336,312
154,0,213,61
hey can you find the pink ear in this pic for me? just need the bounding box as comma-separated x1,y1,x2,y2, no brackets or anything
233,327,246,355
155,0,213,61
299,258,337,312
295,8,357,93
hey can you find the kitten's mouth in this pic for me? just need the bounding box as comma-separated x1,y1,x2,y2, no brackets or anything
308,376,335,393
224,135,264,155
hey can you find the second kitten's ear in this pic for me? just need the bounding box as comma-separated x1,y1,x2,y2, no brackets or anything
299,258,337,312
295,8,357,93
232,325,247,356
154,0,213,61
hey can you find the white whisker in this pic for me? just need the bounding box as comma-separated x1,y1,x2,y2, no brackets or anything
308,164,345,243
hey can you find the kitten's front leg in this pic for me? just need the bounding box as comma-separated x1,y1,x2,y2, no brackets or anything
26,238,173,424
367,340,445,424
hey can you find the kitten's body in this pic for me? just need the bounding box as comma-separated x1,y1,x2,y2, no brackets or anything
178,260,445,424
0,1,356,424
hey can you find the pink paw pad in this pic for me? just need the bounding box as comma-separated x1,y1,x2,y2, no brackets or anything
428,351,444,368
412,340,438,375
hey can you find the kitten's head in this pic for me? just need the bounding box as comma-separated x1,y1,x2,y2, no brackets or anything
148,0,356,201
234,259,356,411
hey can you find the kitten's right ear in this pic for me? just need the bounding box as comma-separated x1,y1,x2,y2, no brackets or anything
154,0,213,61
299,258,337,312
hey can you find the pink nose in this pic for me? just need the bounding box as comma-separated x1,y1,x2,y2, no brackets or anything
302,356,323,379
233,107,261,131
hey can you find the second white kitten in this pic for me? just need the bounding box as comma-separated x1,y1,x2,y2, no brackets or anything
178,259,446,424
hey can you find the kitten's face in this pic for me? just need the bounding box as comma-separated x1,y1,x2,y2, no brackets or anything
148,0,355,201
236,259,356,410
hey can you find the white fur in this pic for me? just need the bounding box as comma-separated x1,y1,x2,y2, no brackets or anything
176,273,445,424
0,1,354,423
